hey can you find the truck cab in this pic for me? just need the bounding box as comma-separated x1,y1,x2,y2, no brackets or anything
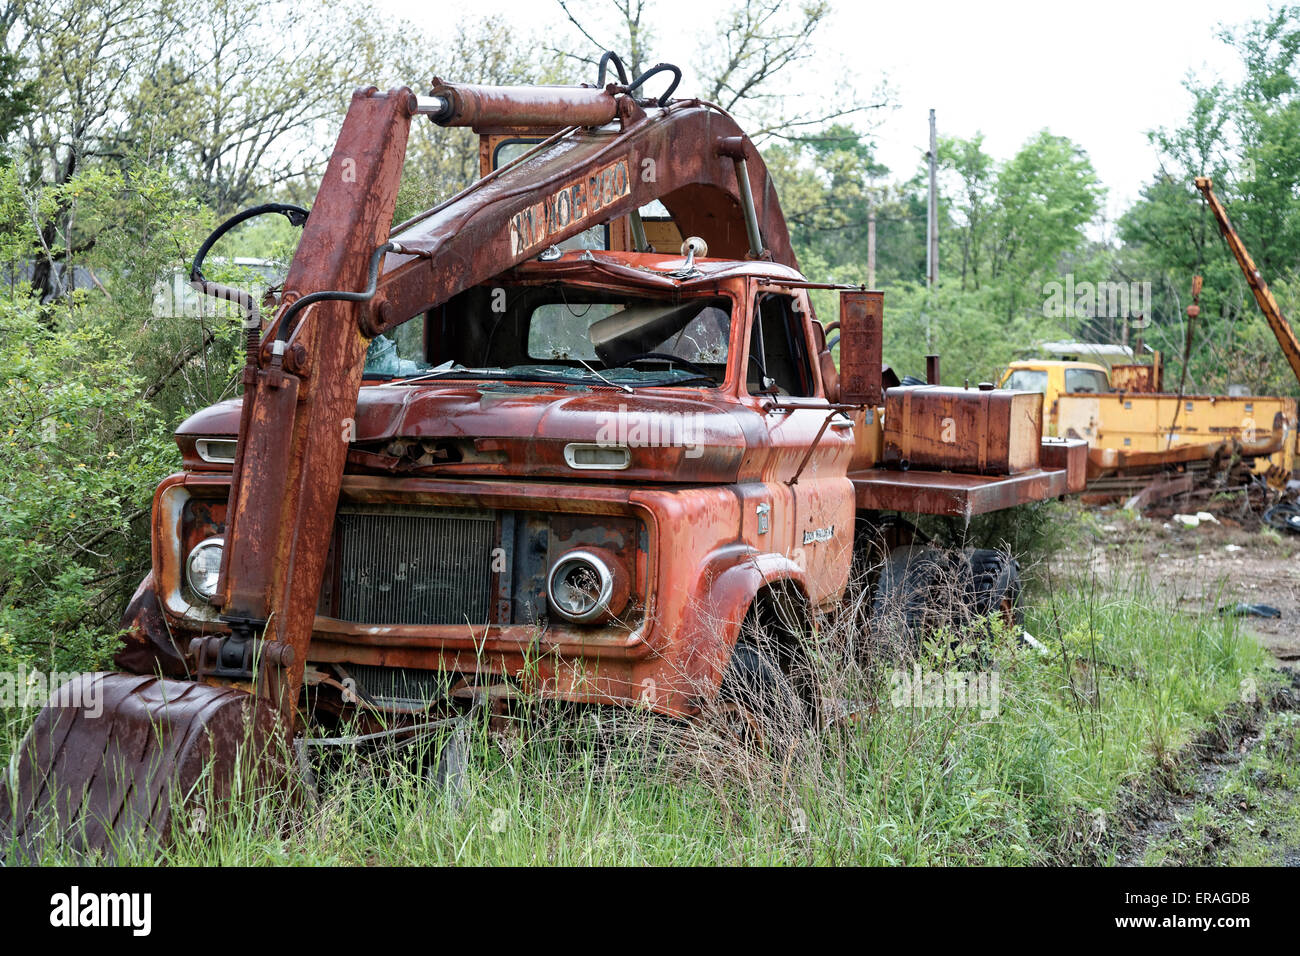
1001,355,1295,483
129,249,865,718
1000,359,1111,435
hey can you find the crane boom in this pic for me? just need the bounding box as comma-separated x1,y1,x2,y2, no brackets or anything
1194,176,1300,388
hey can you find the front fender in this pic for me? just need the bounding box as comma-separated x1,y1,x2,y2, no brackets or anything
670,544,810,700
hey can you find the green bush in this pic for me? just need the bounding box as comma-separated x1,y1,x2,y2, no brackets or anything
0,293,174,673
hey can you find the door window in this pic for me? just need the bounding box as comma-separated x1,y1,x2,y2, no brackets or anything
1065,368,1110,393
748,294,815,397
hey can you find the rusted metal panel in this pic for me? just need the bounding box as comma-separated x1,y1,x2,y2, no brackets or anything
377,103,801,328
882,386,1043,475
115,578,189,678
0,674,279,862
1039,437,1088,493
838,290,883,406
850,466,1073,519
1109,363,1161,393
216,88,415,713
218,366,299,617
1084,439,1224,479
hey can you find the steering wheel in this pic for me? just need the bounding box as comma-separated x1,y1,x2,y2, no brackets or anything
617,351,715,378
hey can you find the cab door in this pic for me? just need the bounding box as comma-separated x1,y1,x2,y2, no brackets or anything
743,288,855,602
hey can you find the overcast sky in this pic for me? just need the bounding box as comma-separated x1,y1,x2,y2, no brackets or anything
377,0,1276,232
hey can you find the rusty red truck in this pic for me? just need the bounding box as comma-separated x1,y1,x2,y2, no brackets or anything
2,62,1086,857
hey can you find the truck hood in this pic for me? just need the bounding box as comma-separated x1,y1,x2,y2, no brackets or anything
176,382,757,483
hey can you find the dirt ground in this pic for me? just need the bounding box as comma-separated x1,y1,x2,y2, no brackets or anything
1066,505,1300,667
1060,502,1300,866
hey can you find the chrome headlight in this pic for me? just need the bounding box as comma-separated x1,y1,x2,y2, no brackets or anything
547,549,628,624
185,536,225,603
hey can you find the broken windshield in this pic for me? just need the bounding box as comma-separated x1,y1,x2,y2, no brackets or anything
364,284,733,387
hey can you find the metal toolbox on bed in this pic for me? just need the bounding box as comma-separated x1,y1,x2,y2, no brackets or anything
882,385,1044,475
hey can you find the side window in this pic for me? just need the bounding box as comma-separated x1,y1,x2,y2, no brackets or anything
364,318,430,378
1005,369,1049,393
1065,368,1110,393
748,294,815,397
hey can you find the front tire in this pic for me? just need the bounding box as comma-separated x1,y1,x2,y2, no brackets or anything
717,600,820,750
871,546,970,649
871,546,1023,652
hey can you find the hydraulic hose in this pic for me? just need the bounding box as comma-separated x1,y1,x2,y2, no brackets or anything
625,63,682,107
270,242,395,360
596,51,629,86
189,203,309,365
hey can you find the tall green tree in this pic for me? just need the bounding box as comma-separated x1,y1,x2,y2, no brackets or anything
0,3,34,152
935,130,1102,321
990,131,1103,317
936,134,995,291
4,0,417,300
1119,5,1300,394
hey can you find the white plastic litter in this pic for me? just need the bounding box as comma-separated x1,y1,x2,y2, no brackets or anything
1020,632,1051,656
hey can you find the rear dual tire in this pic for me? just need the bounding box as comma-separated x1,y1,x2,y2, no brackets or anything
871,546,1022,650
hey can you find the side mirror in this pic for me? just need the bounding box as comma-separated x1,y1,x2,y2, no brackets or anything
838,290,883,406
812,321,840,404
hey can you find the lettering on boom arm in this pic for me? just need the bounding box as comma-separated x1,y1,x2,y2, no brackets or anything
508,158,633,257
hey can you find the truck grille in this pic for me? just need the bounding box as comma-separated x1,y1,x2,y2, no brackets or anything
335,507,495,625
346,663,450,710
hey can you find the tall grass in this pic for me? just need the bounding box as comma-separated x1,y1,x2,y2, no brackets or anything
2,567,1271,866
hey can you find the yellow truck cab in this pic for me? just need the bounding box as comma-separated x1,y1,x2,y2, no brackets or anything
1001,360,1110,436
1000,358,1296,479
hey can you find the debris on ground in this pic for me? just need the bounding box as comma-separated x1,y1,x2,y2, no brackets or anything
1263,501,1300,535
1218,603,1283,619
1172,511,1221,528
1019,631,1051,656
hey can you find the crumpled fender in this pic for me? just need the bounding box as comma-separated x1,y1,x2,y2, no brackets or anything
114,576,191,678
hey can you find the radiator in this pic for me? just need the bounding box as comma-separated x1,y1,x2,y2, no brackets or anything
335,507,495,625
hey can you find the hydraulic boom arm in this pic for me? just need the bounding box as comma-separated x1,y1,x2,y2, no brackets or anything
1195,176,1300,388
210,80,799,715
